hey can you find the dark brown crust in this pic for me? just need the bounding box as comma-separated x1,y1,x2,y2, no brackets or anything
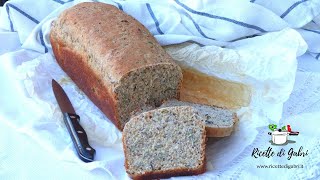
129,165,206,180
50,36,122,130
122,118,207,180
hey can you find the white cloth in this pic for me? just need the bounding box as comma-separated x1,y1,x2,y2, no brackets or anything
1,49,320,179
165,28,307,125
0,0,320,52
1,0,320,179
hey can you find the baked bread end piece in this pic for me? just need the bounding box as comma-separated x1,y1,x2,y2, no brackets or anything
123,106,206,179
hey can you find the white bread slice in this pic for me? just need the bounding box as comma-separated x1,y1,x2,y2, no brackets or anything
122,106,206,180
161,99,238,137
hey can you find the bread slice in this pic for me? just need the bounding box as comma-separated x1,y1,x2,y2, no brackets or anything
161,99,238,137
122,106,206,180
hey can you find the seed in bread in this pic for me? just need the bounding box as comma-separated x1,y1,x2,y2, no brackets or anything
122,106,206,180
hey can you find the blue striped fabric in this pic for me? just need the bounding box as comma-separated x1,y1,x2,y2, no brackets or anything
302,28,320,35
316,53,320,59
183,11,215,40
230,34,260,42
39,29,48,53
6,4,39,24
5,4,14,31
52,0,65,4
114,1,123,11
250,0,256,3
280,0,308,18
52,0,74,4
5,3,50,53
146,3,164,35
175,0,266,33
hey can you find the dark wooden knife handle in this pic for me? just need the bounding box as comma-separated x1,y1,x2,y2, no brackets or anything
63,113,95,162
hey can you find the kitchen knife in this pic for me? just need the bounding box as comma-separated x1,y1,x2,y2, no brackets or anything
52,79,95,162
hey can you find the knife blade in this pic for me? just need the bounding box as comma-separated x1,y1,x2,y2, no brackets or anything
52,79,95,162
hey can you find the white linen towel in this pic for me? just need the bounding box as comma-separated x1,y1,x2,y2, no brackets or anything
1,0,320,179
0,0,320,56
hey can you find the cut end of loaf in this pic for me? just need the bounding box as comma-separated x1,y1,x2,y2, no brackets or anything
115,64,182,130
123,106,206,179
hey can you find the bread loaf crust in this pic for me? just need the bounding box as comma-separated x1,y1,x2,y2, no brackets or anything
125,165,206,180
50,37,121,128
50,2,182,130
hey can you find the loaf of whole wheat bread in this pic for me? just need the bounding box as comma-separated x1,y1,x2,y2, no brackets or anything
50,2,182,130
123,106,206,180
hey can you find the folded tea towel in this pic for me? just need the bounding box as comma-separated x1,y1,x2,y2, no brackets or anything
0,0,319,56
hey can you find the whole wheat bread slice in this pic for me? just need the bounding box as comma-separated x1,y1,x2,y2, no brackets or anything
161,99,238,137
122,106,206,180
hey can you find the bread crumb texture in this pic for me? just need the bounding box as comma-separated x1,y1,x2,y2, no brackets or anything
161,99,235,128
123,106,206,177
